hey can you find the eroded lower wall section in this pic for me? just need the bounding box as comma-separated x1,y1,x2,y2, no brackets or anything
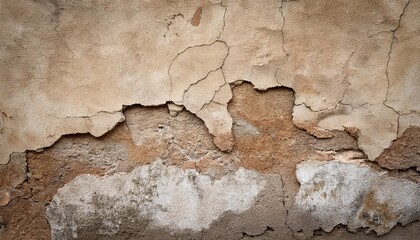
296,161,419,235
0,85,419,239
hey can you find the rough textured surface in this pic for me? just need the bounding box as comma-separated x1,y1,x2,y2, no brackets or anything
0,85,369,239
0,0,419,239
46,161,266,238
377,126,420,170
0,153,27,206
1,0,419,163
295,160,420,235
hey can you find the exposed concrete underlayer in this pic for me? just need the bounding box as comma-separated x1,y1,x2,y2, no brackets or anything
0,0,419,239
46,161,267,239
295,160,419,235
1,85,419,239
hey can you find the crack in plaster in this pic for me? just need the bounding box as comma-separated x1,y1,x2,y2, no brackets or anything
168,40,229,103
279,174,295,237
212,83,230,105
217,1,227,40
338,50,356,106
193,47,231,112
56,110,123,120
188,82,228,113
383,0,410,116
379,0,411,142
241,226,274,238
278,0,289,59
2,0,415,165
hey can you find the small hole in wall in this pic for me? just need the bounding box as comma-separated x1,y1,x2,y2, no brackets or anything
313,228,324,235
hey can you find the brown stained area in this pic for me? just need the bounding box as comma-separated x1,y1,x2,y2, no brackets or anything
302,180,329,199
0,198,50,240
0,153,27,207
28,151,107,204
0,153,26,188
377,126,420,170
358,191,396,232
228,84,358,182
213,133,234,152
0,84,381,240
191,7,202,26
344,126,360,139
122,105,239,175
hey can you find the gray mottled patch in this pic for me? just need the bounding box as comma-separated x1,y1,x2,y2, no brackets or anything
46,160,266,239
296,160,420,235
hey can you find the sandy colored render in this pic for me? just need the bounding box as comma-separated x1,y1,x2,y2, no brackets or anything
1,0,419,163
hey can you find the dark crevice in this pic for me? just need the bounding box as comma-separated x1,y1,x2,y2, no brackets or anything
242,226,274,238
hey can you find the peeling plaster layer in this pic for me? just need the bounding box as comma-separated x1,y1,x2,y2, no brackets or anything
377,126,420,170
1,0,419,163
317,104,399,159
279,0,415,160
0,0,228,163
46,160,265,239
296,160,420,235
1,85,418,239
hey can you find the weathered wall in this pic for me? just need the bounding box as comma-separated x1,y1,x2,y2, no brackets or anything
0,0,419,239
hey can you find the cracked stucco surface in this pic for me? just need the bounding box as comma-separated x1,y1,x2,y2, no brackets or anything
0,0,419,239
1,0,419,164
